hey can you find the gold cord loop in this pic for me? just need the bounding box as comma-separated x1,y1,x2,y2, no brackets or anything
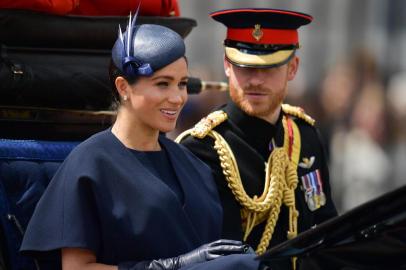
209,130,299,255
175,109,304,270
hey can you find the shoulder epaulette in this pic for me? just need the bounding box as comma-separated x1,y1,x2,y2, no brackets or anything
190,110,228,139
282,104,315,126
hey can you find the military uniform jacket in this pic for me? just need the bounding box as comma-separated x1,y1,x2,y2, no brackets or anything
180,102,338,251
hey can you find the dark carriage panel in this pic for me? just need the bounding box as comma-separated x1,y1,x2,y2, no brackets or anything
0,9,197,111
258,185,406,270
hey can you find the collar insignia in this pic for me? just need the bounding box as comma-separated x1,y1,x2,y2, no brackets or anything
298,156,315,169
252,24,263,41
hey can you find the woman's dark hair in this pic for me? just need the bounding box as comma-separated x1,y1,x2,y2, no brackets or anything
108,60,139,106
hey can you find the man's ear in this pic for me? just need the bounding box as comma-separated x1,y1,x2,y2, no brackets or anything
287,56,299,81
224,56,231,77
115,76,129,98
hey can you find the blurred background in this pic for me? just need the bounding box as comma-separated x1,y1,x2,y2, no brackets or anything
173,0,406,213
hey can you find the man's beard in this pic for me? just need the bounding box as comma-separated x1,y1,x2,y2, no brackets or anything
230,85,286,118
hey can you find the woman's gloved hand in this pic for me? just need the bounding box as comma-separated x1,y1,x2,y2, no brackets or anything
119,239,252,270
175,239,250,265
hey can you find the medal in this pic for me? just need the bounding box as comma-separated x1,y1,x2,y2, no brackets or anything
301,169,326,211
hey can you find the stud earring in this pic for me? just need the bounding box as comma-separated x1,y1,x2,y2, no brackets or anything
123,95,128,101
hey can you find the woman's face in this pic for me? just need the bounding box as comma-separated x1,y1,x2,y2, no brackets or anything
123,58,188,133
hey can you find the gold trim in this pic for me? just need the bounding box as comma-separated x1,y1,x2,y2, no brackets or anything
176,110,302,267
282,104,315,126
192,111,228,139
175,111,228,142
225,47,294,66
208,129,293,255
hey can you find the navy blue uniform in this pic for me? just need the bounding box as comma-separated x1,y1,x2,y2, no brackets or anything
181,102,338,249
20,129,259,269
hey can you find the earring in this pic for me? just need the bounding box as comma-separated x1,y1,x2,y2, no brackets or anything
123,95,128,101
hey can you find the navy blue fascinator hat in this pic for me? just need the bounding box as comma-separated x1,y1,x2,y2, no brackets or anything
112,11,185,78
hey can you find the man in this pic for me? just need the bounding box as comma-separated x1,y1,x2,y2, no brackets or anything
177,8,337,257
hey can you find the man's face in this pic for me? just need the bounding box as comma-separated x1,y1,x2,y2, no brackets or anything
224,56,299,121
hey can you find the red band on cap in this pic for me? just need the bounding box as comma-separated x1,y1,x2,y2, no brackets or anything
227,28,298,45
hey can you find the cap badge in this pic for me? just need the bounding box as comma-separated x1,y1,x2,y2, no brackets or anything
252,24,263,41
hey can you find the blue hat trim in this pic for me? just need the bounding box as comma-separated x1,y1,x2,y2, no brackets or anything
118,8,154,77
122,56,153,76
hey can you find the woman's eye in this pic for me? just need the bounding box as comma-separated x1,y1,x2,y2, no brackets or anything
156,81,169,88
178,81,187,90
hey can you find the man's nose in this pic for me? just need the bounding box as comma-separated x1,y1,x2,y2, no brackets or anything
247,70,266,86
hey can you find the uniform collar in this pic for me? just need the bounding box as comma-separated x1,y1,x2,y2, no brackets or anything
223,101,284,158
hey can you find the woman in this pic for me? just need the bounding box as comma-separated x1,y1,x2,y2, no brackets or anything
20,14,260,270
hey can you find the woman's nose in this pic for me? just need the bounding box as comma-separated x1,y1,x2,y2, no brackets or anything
168,91,184,104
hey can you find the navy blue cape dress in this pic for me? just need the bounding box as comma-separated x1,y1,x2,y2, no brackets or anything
20,129,259,269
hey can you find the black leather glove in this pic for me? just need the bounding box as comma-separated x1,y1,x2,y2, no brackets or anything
258,262,272,270
119,239,251,270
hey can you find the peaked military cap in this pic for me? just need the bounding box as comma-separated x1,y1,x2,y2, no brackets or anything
210,8,313,68
112,12,185,78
